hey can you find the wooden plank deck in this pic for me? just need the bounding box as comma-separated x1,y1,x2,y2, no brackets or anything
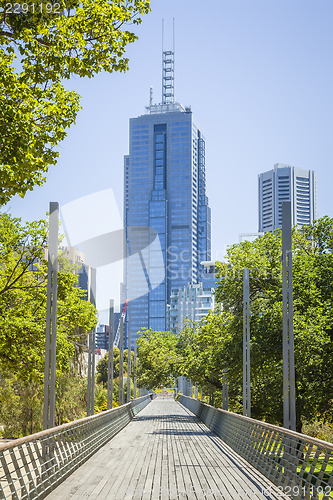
47,399,288,499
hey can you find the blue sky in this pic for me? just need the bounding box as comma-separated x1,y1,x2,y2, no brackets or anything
6,0,333,309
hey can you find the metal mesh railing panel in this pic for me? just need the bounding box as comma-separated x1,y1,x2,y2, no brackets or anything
180,396,333,500
0,395,151,499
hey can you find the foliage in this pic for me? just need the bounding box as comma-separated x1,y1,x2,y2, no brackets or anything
0,372,88,436
177,313,245,412
93,378,134,413
135,218,333,431
123,377,134,401
0,374,41,437
96,347,133,385
174,391,182,402
95,347,136,408
94,383,108,413
136,329,180,390
0,212,97,381
213,217,333,429
302,420,333,444
0,0,150,204
212,230,285,423
95,347,137,410
54,373,87,425
177,315,230,390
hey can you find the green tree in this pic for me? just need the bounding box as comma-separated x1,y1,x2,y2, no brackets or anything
0,372,88,436
214,218,333,430
213,230,284,423
94,383,108,412
96,347,134,385
54,373,87,425
98,219,333,432
0,0,150,205
177,314,237,402
136,329,180,390
0,212,97,381
0,375,29,437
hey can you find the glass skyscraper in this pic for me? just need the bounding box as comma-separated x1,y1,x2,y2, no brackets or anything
123,50,211,346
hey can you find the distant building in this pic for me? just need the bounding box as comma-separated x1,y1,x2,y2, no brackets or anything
258,163,317,233
168,262,217,335
95,324,109,352
95,313,121,351
59,246,96,305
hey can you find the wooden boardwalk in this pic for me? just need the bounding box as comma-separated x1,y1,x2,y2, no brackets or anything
47,399,288,499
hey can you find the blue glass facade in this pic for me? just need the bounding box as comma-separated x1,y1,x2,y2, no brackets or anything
124,103,211,346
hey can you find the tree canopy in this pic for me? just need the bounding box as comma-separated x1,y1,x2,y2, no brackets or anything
0,212,97,381
96,346,133,385
0,0,150,205
214,217,333,429
136,329,180,390
0,372,88,436
136,218,333,431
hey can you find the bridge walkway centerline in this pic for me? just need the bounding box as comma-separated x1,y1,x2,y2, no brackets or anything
46,398,288,499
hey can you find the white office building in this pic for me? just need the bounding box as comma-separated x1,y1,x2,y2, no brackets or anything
168,262,217,335
258,163,317,233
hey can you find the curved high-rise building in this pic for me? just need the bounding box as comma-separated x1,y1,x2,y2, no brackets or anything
123,50,211,346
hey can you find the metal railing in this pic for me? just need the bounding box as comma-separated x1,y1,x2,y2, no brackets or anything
0,395,151,499
180,396,333,500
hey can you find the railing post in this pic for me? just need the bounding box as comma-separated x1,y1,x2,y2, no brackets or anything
107,299,114,409
222,369,228,410
43,202,59,430
243,267,251,417
282,201,296,431
119,318,124,405
87,338,92,414
133,342,137,399
127,326,132,402
87,329,95,416
209,385,214,406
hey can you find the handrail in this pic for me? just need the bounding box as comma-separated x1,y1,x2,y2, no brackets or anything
0,395,151,499
180,396,333,500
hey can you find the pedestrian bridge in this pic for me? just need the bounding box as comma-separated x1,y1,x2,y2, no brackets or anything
1,396,332,499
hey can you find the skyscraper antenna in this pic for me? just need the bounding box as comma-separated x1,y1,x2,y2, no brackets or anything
173,17,175,53
162,19,175,105
162,18,164,53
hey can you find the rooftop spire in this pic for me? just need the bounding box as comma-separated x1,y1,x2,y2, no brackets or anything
162,18,175,105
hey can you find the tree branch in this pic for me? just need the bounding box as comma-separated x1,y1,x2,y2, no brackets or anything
0,254,38,296
0,29,15,39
